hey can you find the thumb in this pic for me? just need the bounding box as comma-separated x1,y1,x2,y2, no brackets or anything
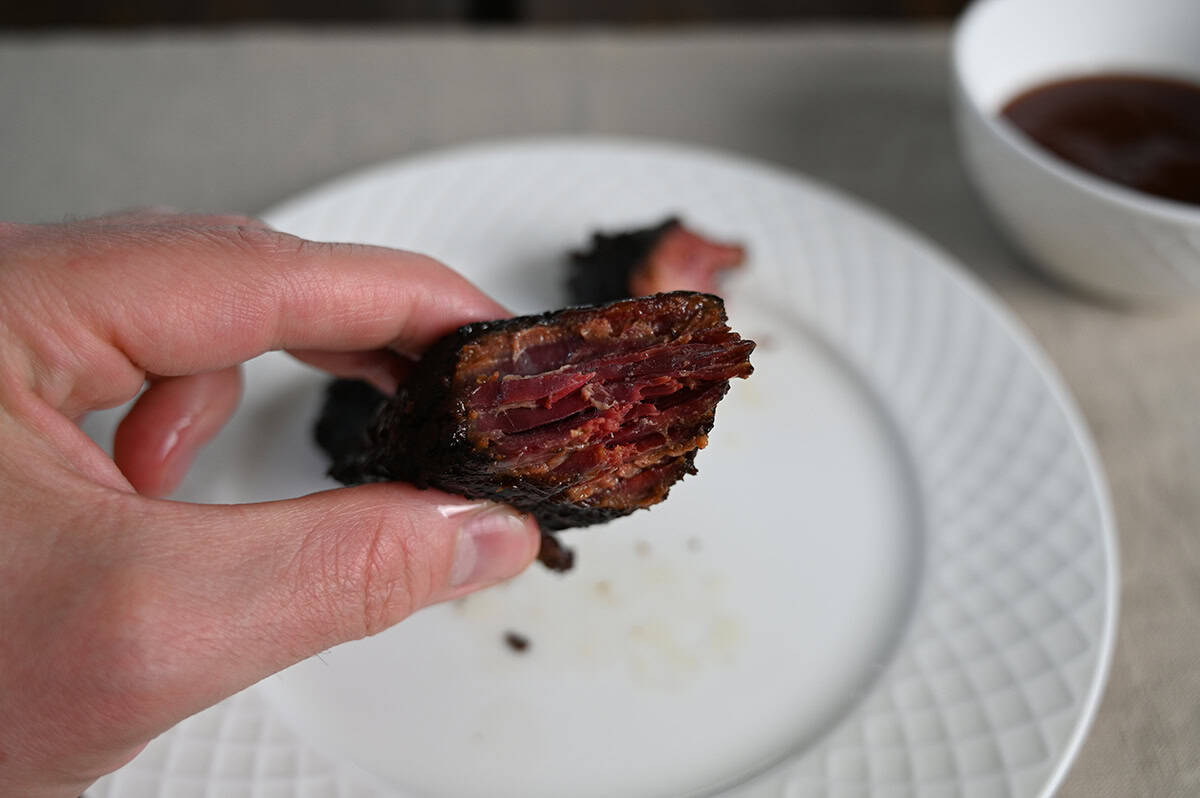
121,484,540,711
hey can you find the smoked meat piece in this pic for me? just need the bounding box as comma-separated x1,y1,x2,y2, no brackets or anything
567,218,745,304
322,291,754,569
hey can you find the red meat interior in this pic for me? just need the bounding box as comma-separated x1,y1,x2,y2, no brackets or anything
629,223,745,297
456,295,753,509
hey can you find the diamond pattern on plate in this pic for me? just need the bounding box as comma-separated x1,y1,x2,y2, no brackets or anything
89,139,1114,798
681,146,1114,797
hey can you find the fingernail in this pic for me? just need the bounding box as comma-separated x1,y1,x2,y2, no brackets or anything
450,504,538,588
158,418,194,494
159,447,197,496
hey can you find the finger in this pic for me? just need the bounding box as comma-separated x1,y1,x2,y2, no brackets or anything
119,485,541,712
288,348,411,395
101,226,508,364
46,226,507,408
112,367,242,497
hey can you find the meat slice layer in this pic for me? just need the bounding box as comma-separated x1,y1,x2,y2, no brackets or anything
325,291,754,569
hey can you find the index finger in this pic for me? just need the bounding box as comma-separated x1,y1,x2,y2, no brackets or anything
65,224,509,377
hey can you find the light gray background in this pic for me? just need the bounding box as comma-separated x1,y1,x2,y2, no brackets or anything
3,27,1196,797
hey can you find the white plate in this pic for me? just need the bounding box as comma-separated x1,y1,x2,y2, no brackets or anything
87,138,1116,798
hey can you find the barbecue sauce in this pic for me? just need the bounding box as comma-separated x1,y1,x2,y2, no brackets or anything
1001,74,1200,207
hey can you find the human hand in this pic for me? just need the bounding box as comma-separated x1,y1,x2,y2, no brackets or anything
0,211,542,798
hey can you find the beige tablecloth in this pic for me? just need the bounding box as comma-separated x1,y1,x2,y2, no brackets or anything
3,26,1197,797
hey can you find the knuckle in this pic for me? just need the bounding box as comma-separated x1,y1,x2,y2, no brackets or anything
295,501,430,640
356,510,417,637
190,212,270,229
212,224,306,264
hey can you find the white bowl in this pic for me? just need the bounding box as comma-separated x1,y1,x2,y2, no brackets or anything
953,0,1200,303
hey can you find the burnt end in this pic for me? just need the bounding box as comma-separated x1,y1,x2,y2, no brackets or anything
568,218,678,304
568,218,746,304
314,378,388,469
323,292,754,570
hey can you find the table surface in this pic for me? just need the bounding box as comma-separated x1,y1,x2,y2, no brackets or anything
3,26,1197,798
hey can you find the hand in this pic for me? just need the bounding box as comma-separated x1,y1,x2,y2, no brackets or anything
0,211,542,798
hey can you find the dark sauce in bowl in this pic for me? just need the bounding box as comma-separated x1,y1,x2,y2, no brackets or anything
1002,74,1200,207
